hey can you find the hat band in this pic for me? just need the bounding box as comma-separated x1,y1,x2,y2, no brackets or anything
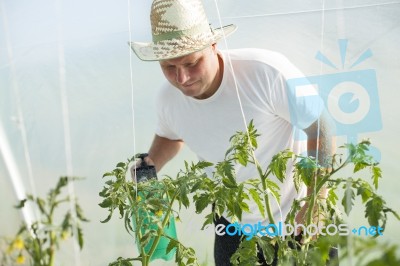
152,23,212,43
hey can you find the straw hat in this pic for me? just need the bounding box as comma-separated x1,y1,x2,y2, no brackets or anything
129,0,237,61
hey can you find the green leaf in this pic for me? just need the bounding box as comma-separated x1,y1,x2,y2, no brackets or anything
230,237,258,265
124,211,134,234
234,202,243,221
356,181,373,203
103,172,114,178
105,180,114,185
201,213,215,230
365,196,384,226
249,188,265,218
354,162,368,173
99,187,110,197
100,212,113,223
327,189,339,205
285,199,301,224
76,203,89,222
62,212,72,230
175,181,190,208
265,179,281,204
147,197,165,210
218,161,235,181
99,198,113,208
194,194,210,214
256,237,275,265
15,199,27,209
295,157,317,187
269,150,294,183
116,162,126,168
184,160,189,171
250,135,258,149
342,186,355,215
293,171,302,192
239,201,250,213
166,238,178,254
118,205,125,219
196,161,214,169
55,176,69,192
140,230,156,246
222,177,238,188
77,226,84,249
37,197,46,214
237,152,247,166
190,180,203,193
372,166,382,190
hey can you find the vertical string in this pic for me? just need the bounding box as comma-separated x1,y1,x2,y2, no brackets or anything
336,0,346,40
0,0,38,230
315,1,326,164
335,0,353,264
308,0,325,250
127,0,138,196
54,0,81,264
312,0,326,197
212,0,284,224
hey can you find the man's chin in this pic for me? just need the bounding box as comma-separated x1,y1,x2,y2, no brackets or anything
180,88,200,98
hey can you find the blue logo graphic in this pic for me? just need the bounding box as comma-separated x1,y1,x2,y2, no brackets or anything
287,39,382,161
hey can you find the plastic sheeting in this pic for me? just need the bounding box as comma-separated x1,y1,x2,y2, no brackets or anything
1,0,399,265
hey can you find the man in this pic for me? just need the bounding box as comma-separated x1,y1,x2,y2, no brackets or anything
130,0,335,265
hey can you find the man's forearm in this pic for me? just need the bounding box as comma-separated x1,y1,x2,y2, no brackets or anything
147,134,184,172
305,110,335,165
304,109,336,197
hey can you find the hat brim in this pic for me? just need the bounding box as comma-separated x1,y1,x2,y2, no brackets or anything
129,24,237,61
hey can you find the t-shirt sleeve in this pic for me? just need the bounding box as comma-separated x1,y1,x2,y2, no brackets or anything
286,77,325,129
154,85,181,140
268,54,324,130
155,114,180,140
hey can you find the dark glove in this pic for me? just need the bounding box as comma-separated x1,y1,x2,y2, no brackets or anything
134,153,157,183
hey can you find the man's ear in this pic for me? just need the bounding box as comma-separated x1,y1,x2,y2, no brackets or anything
211,43,217,53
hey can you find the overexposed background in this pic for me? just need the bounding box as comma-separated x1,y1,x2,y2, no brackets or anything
1,0,399,265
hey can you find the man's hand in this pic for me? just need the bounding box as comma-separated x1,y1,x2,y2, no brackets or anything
130,155,155,182
295,190,328,241
132,135,184,176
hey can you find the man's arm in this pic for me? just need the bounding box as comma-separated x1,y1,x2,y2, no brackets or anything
303,108,336,198
295,109,336,231
142,134,184,173
304,109,336,165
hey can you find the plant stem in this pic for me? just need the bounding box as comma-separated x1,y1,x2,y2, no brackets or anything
126,185,148,266
146,190,178,261
264,193,275,225
306,193,316,226
258,166,275,225
48,213,55,266
136,211,148,266
49,231,55,266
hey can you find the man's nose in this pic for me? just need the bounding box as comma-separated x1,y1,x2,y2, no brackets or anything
176,67,189,85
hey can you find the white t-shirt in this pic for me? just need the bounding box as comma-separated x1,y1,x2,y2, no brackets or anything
155,48,323,225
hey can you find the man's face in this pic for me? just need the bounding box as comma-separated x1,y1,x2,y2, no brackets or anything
159,44,221,99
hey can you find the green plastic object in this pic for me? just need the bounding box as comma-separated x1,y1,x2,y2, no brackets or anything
133,194,177,261
132,153,177,261
138,208,177,261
